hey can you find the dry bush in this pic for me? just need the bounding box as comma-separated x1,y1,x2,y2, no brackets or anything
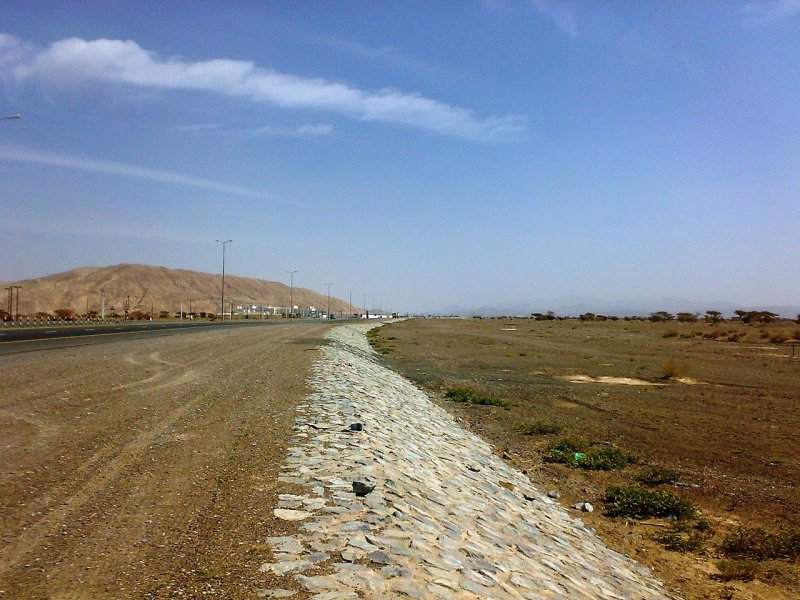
715,559,760,582
661,359,685,379
769,331,789,344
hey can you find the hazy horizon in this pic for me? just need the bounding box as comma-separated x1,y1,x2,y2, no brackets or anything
2,2,799,313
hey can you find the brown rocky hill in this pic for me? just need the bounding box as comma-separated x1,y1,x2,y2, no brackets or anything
5,264,354,317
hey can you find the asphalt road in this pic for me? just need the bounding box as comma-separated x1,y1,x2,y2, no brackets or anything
0,319,317,354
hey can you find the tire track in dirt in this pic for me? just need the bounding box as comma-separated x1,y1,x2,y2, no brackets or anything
0,323,329,598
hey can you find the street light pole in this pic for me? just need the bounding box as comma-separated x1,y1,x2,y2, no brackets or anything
215,239,232,321
287,270,297,320
11,285,21,321
326,283,332,319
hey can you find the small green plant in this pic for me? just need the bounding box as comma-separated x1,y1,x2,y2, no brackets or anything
521,421,562,435
470,395,510,408
547,440,634,470
722,526,800,560
654,527,707,553
715,559,760,582
634,466,680,486
547,437,589,464
604,486,696,520
579,447,635,471
443,387,510,408
444,387,476,403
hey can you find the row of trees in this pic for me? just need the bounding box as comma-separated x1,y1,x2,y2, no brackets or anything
576,310,796,324
1,308,218,322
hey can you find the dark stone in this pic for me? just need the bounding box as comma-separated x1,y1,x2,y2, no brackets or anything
352,479,375,496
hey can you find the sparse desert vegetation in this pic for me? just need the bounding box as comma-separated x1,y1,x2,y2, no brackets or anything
371,317,800,599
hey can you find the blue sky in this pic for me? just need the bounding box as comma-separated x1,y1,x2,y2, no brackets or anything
1,1,799,313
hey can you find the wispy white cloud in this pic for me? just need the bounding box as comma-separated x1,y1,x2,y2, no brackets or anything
252,123,333,137
311,35,446,78
741,0,800,25
0,33,525,141
531,0,579,37
484,1,578,37
175,122,221,132
0,145,283,201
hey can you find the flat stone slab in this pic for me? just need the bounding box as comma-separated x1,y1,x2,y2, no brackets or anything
273,508,313,521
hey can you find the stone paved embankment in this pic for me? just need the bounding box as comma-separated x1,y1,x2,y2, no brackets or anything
262,323,675,599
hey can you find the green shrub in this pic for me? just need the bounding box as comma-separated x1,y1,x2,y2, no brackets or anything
443,387,509,408
604,486,696,520
663,330,679,338
722,526,800,560
579,447,635,471
548,440,634,470
715,559,760,582
654,527,707,553
470,395,510,408
521,421,563,435
634,467,680,486
444,387,477,402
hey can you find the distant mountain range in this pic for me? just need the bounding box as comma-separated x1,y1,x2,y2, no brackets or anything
4,264,353,317
436,298,800,319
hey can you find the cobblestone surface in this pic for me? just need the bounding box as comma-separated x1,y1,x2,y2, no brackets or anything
263,323,676,599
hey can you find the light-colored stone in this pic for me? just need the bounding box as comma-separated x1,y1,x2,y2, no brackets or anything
274,508,313,521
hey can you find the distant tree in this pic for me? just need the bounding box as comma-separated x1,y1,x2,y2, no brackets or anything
159,310,170,319
54,308,76,320
595,314,608,321
705,310,723,323
796,314,800,324
35,311,53,319
677,312,698,323
579,313,596,321
649,311,674,322
0,309,9,321
129,310,149,320
735,310,778,324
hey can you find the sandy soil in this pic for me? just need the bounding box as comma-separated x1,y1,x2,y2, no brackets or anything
0,322,330,598
372,318,800,600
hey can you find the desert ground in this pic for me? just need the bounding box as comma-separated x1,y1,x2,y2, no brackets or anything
0,322,332,598
370,317,800,600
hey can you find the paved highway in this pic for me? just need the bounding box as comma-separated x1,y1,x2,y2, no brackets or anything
0,320,319,354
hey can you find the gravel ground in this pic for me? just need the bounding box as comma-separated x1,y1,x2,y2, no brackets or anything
0,322,330,598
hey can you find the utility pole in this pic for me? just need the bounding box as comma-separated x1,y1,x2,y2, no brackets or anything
215,239,232,321
101,289,106,320
5,286,12,319
11,285,21,321
287,270,297,320
325,283,333,319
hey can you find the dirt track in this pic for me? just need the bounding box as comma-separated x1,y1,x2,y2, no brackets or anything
0,322,330,598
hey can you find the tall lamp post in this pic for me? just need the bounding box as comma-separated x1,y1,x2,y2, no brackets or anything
325,283,333,319
215,239,232,321
287,270,297,319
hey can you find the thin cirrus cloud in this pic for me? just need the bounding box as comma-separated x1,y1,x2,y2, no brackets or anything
740,0,800,25
0,145,283,202
252,123,333,137
0,33,525,141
